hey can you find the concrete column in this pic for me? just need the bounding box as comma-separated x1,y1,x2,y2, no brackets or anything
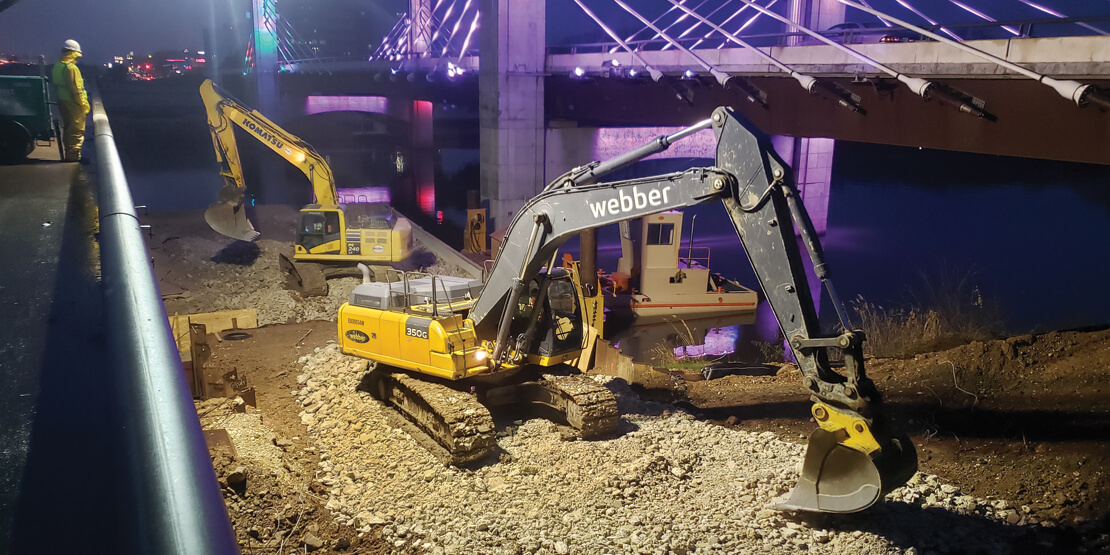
409,0,433,56
786,0,810,46
479,0,546,233
772,135,832,235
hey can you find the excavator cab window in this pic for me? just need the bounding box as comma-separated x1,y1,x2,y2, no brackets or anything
533,276,583,356
646,223,674,245
297,210,342,252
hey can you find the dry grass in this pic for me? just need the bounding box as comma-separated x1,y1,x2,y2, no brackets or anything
852,266,1003,358
650,318,714,368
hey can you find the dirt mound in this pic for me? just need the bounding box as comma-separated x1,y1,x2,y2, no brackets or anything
679,327,1110,550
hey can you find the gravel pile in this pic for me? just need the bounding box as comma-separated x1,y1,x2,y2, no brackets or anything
157,237,398,325
291,344,1050,554
196,398,305,487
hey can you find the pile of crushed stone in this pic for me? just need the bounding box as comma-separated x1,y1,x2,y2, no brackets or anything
291,344,1052,555
154,236,453,325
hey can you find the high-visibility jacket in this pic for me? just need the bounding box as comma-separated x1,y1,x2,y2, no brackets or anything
52,52,89,113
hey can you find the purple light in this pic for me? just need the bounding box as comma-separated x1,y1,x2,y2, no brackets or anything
628,68,638,77
1012,0,1107,35
1015,0,1063,18
441,0,475,57
684,69,696,78
947,0,1020,36
661,0,716,51
892,0,963,41
611,59,621,67
573,66,585,77
335,187,391,204
457,8,480,59
305,95,389,115
594,126,716,160
672,325,740,359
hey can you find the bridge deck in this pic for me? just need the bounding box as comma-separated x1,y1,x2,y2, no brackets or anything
0,145,115,552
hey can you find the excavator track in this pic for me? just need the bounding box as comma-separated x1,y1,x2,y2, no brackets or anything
369,371,496,465
482,373,620,440
369,370,619,465
537,374,620,439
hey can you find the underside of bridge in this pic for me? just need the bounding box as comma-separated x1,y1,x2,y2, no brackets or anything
279,69,1109,167
544,74,1110,167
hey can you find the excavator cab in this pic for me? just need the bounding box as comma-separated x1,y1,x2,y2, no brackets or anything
527,272,584,361
296,208,343,254
501,269,586,366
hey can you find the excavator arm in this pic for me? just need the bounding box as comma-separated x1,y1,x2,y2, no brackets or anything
199,79,339,241
471,106,916,513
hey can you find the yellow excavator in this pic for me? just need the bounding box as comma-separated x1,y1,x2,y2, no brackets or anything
337,107,917,514
200,79,413,295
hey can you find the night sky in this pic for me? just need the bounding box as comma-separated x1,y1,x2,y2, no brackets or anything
0,0,1106,63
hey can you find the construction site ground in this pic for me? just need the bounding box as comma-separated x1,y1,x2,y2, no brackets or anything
150,209,1109,554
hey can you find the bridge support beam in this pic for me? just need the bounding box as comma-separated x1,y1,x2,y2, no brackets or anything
479,0,546,232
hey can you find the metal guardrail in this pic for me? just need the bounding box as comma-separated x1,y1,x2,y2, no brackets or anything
91,90,240,555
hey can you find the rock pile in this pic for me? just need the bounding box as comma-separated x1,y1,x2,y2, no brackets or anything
294,344,1047,554
157,237,408,325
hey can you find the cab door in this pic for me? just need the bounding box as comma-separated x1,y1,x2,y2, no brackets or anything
297,210,341,253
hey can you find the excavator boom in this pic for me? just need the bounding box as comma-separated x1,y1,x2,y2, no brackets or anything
199,79,338,241
467,107,916,513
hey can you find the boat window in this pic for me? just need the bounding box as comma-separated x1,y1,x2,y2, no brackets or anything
646,223,674,245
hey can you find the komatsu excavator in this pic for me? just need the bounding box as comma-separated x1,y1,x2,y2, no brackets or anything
200,79,413,295
337,106,917,514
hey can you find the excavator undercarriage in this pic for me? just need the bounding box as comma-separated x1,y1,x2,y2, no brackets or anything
366,366,618,465
337,106,917,514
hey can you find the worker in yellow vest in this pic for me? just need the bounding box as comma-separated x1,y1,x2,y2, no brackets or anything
52,40,89,162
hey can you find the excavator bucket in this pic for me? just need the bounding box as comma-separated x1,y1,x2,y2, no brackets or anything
773,427,918,513
204,185,259,242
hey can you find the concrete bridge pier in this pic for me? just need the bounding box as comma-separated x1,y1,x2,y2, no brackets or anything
479,0,546,234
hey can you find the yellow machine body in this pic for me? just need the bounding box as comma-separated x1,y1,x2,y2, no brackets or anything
338,269,589,380
292,206,413,263
199,78,413,264
339,306,491,380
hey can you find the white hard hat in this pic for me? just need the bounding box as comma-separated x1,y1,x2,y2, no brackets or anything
63,40,82,53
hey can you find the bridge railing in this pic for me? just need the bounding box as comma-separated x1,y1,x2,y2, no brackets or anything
91,89,240,555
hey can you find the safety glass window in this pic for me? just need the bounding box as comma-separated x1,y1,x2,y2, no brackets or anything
303,213,325,234
646,223,674,245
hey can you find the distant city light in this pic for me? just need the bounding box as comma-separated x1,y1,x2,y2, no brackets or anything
573,66,585,77
628,68,639,77
611,59,620,67
684,69,696,78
